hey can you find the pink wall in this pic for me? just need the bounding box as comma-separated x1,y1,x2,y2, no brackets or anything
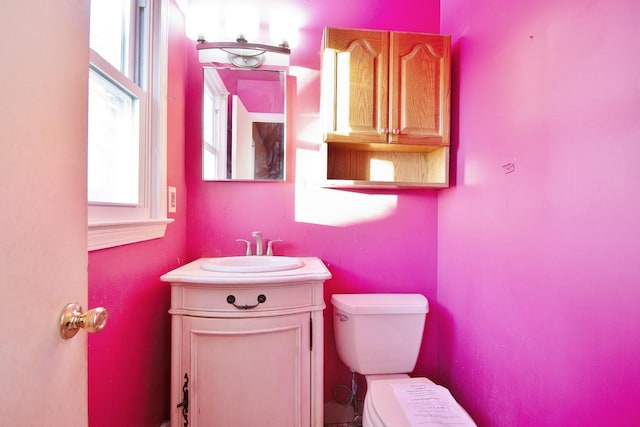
216,69,285,113
185,0,442,401
87,1,188,425
439,0,640,425
88,0,640,424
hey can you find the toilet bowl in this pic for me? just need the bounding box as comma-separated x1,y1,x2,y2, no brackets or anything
331,294,476,427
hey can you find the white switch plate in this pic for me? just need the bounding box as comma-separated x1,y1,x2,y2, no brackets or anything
168,186,177,213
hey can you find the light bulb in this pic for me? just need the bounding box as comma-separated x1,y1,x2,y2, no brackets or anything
185,3,218,42
225,4,259,42
269,9,300,48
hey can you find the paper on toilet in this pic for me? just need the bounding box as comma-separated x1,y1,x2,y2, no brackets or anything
392,382,477,426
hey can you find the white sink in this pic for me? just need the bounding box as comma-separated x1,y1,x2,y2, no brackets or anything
201,256,305,273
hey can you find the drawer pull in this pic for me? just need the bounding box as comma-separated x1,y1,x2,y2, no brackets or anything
226,294,267,310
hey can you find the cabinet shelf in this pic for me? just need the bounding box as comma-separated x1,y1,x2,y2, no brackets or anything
326,142,449,188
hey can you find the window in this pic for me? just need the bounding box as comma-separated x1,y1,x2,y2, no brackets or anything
202,85,229,180
87,0,171,250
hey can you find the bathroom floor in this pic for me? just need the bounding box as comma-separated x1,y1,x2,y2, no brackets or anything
325,421,362,427
325,422,362,427
324,401,362,427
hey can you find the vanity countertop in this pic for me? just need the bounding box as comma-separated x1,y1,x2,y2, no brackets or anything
161,256,332,285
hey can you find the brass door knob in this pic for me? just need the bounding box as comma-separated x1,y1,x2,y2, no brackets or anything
59,303,108,339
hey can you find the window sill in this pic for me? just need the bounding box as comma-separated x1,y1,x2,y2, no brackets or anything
88,218,174,251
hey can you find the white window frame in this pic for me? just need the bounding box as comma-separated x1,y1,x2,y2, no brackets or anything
88,0,172,251
202,69,229,180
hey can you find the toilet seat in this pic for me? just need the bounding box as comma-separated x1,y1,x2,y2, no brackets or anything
363,377,476,427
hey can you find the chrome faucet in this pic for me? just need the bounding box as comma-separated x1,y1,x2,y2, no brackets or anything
235,239,252,255
266,239,282,256
251,231,263,256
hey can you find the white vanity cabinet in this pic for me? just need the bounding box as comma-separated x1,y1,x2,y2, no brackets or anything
161,257,331,427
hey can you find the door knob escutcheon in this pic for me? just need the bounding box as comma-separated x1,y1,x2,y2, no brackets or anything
59,303,108,339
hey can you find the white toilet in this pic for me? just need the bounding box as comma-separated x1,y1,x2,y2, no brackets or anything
331,293,476,427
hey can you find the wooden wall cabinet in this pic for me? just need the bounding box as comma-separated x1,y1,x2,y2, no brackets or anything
321,27,451,187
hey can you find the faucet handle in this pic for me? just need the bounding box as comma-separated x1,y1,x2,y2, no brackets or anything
236,239,252,256
266,239,282,256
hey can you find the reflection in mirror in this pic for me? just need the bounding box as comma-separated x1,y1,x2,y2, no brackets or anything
202,67,286,181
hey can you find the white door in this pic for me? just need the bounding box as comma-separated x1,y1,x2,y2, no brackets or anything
231,95,255,179
0,0,90,425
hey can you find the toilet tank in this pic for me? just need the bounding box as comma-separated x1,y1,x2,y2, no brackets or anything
331,294,429,375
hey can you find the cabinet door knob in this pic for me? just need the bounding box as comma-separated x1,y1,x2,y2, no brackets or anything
392,128,400,135
59,303,108,339
381,128,389,135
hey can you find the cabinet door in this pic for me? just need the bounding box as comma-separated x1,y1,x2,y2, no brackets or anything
179,313,311,427
322,28,389,144
389,32,451,146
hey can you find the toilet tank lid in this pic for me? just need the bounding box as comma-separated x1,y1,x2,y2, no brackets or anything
331,293,429,315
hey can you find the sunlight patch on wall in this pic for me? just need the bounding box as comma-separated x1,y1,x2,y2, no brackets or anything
288,66,317,91
289,67,322,149
295,112,322,148
369,158,395,181
294,148,398,227
294,183,398,227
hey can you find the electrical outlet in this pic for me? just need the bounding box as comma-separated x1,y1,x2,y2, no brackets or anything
168,186,177,213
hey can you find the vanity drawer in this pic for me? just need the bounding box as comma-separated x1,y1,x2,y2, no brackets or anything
172,282,321,316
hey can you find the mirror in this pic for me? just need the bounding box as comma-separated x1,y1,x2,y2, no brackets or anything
202,67,286,181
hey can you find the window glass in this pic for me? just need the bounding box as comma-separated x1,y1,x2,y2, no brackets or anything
88,0,142,206
87,68,140,205
89,0,131,74
202,93,218,180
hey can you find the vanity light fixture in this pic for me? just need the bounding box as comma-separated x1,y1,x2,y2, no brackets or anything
197,40,290,68
194,4,296,68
